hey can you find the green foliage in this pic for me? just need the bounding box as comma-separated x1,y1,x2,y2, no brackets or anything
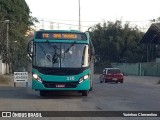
0,0,37,73
90,20,146,66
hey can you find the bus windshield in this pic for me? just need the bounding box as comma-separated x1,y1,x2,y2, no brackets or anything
33,43,86,68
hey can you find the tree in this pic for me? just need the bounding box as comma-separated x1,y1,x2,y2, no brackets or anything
90,20,146,67
0,0,38,73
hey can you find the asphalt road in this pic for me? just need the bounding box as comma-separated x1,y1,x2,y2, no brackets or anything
0,75,160,120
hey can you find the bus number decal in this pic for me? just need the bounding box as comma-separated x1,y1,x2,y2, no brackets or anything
67,76,75,80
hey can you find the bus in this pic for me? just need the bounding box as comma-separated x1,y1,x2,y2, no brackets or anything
27,30,94,96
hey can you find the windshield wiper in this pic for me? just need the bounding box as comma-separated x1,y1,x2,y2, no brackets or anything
52,50,60,64
46,39,60,50
45,40,61,64
64,41,76,53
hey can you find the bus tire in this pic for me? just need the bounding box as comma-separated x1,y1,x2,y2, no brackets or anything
40,90,47,96
89,87,93,91
82,91,88,96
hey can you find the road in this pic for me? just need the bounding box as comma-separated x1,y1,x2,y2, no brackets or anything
0,75,160,120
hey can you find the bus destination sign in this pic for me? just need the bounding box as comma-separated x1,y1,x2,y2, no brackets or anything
35,32,87,40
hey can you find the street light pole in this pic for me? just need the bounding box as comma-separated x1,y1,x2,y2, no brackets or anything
6,20,9,55
5,20,9,74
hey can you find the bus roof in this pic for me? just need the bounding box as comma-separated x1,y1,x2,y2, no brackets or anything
36,29,83,33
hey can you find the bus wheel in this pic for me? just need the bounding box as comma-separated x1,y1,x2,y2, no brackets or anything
89,87,93,91
82,91,88,96
40,90,47,96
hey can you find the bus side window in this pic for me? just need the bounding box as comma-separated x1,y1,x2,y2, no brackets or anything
88,48,90,63
82,45,89,67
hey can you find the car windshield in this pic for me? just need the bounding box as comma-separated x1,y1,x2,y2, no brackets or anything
33,43,85,68
108,69,121,74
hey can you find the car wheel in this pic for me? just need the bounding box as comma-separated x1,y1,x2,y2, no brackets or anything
120,81,123,83
82,91,88,96
99,75,103,83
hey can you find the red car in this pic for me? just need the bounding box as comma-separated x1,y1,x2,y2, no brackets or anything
99,68,124,83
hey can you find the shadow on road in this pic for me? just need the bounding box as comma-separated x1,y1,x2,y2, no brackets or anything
0,86,85,99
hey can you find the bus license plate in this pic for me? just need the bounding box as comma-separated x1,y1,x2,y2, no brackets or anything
56,84,65,88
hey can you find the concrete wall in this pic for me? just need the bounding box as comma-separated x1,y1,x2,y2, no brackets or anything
0,56,7,75
111,62,160,76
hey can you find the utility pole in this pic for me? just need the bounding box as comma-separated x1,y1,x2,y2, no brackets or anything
5,20,10,74
41,19,44,29
6,20,9,56
50,22,54,30
78,0,81,31
57,23,59,29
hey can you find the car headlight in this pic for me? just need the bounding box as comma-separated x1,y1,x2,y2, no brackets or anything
79,74,89,83
33,74,42,83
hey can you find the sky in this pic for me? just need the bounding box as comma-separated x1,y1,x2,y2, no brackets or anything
25,0,160,31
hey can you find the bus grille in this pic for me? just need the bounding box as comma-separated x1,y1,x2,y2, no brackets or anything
42,81,79,88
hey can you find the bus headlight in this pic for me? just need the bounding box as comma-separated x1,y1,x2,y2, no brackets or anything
84,74,89,80
33,74,42,83
79,74,89,83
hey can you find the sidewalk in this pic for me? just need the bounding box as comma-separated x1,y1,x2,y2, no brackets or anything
0,74,32,87
0,74,13,86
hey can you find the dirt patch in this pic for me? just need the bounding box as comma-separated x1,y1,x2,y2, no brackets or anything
0,75,10,85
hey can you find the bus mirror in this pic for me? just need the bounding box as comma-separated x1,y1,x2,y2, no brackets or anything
27,40,33,58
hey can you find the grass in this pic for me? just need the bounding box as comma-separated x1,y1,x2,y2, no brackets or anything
0,75,10,85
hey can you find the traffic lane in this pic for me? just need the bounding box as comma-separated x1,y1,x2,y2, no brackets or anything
0,86,38,99
93,83,160,111
0,75,160,112
0,83,159,112
93,75,160,111
0,86,90,99
0,86,97,111
0,75,160,120
124,75,160,86
94,74,160,84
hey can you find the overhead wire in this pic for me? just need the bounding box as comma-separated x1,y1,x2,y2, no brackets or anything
33,17,155,31
36,17,153,23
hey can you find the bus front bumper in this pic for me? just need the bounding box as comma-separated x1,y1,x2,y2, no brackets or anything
32,79,90,91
